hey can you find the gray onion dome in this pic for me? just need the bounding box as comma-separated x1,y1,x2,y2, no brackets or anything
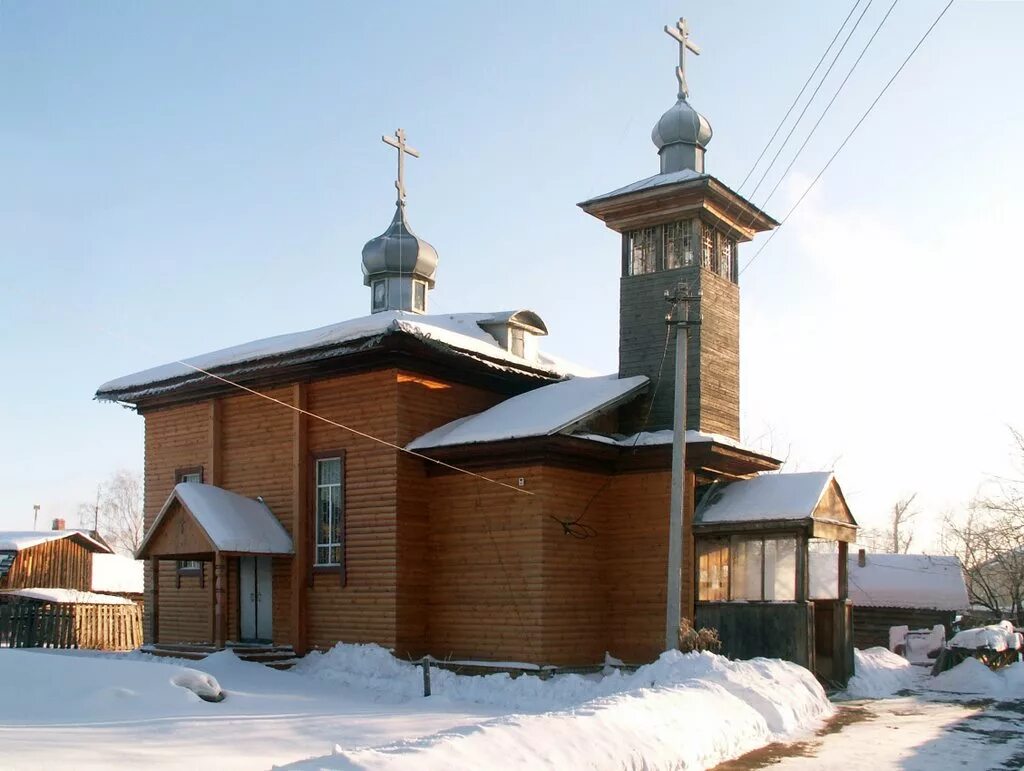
361,205,438,287
651,97,713,151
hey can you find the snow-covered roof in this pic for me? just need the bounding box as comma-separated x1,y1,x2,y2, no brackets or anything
0,588,135,606
139,483,294,557
848,553,970,611
571,428,769,455
97,310,589,402
0,530,111,553
696,472,837,524
407,375,649,450
91,553,144,594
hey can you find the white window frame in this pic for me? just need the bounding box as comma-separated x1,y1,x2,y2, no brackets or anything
412,279,427,312
314,456,344,567
372,279,387,311
176,470,203,572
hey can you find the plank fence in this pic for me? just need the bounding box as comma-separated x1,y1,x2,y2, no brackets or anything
0,600,142,651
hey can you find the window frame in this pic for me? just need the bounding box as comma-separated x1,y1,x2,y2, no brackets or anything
310,449,346,581
174,467,205,577
696,534,799,603
412,279,427,312
372,279,387,311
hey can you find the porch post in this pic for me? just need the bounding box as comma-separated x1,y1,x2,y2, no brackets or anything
214,552,227,648
150,557,160,644
837,540,849,600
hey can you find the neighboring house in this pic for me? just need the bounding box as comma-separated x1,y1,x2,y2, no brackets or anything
812,551,970,650
0,528,112,592
94,21,858,681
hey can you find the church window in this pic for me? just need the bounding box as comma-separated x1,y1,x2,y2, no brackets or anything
701,223,715,271
314,456,344,567
718,236,735,281
627,227,659,275
372,280,387,311
664,220,694,269
412,280,427,312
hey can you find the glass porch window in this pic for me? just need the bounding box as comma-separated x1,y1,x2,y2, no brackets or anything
697,538,729,601
697,535,798,601
315,457,343,567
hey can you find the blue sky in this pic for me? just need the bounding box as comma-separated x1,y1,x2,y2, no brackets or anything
2,1,1021,543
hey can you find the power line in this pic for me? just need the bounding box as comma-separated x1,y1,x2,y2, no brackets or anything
753,0,901,217
740,0,955,276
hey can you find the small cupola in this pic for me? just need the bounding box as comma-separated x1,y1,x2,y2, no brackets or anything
654,17,713,175
361,128,438,314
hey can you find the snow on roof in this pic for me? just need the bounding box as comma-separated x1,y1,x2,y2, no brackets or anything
0,588,135,605
141,483,294,556
848,553,970,611
97,310,589,401
0,530,111,553
406,375,649,450
696,472,835,524
571,428,770,455
91,553,144,594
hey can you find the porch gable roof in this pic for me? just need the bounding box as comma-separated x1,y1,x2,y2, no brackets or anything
137,483,294,559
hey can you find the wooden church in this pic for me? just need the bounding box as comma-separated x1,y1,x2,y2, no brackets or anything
97,18,856,683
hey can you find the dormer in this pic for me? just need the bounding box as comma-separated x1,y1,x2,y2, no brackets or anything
477,310,548,360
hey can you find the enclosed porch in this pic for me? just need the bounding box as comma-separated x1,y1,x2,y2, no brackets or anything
136,482,294,648
693,471,858,687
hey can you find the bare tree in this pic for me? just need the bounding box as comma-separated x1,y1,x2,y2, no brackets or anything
943,428,1024,624
78,470,145,556
857,494,918,554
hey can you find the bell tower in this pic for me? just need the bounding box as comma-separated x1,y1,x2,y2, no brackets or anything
579,18,778,440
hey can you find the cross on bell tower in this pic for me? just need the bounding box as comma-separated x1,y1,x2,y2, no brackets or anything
664,17,701,100
382,128,420,208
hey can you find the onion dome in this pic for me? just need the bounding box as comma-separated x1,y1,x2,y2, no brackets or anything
651,97,712,175
360,205,438,288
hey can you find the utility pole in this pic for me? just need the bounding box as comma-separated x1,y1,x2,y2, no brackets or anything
664,282,701,651
32,504,40,530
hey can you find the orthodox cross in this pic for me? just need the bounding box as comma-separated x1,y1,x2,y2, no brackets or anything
382,128,420,206
664,17,701,100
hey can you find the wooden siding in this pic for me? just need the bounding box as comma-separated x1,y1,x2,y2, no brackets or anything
0,538,93,592
852,606,957,651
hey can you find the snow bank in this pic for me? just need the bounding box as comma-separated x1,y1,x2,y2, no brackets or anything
0,588,135,605
841,647,920,699
949,621,1023,652
289,644,832,770
929,657,1024,698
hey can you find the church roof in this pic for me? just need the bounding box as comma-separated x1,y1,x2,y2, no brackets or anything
407,374,649,450
96,310,587,404
580,168,706,204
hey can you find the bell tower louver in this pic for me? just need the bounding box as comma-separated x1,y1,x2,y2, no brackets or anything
578,18,778,440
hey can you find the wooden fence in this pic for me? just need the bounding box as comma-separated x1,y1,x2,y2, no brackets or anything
0,601,142,651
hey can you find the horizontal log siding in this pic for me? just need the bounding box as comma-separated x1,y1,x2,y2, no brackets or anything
425,467,544,662
143,403,211,644
219,387,294,644
1,538,93,592
601,470,674,663
536,467,607,665
306,371,400,650
852,606,957,650
395,374,502,657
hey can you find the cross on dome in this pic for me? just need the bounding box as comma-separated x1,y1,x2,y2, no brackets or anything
664,17,701,100
382,128,420,207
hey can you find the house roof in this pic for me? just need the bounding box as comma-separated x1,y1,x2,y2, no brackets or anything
810,552,970,611
96,310,589,404
407,374,649,450
91,553,144,594
0,530,111,554
0,588,136,606
137,483,294,557
695,472,839,524
848,553,970,611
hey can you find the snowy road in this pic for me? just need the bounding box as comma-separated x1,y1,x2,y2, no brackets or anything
719,696,1024,770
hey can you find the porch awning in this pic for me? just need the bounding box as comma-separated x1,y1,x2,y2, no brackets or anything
694,471,858,542
136,482,294,559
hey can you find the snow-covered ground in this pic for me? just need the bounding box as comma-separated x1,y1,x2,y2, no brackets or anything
0,645,831,770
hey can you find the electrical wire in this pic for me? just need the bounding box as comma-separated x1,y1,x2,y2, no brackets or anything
740,0,955,276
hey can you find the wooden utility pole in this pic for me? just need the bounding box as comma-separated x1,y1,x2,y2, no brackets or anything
665,283,700,651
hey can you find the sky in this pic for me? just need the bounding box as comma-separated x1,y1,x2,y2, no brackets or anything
1,1,1021,548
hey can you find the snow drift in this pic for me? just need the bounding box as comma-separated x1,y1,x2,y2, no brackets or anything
288,644,832,770
841,647,921,699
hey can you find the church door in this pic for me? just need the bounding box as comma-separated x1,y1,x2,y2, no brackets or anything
239,556,273,643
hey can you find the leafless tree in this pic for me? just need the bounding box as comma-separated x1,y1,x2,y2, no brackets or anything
78,470,145,556
943,428,1024,624
858,494,918,554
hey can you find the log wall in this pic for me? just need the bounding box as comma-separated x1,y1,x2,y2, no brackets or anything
1,538,93,592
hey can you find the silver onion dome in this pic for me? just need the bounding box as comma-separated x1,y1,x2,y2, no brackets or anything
651,97,712,175
360,205,438,288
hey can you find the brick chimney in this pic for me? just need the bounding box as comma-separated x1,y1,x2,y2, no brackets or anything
51,518,66,531
857,548,866,567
